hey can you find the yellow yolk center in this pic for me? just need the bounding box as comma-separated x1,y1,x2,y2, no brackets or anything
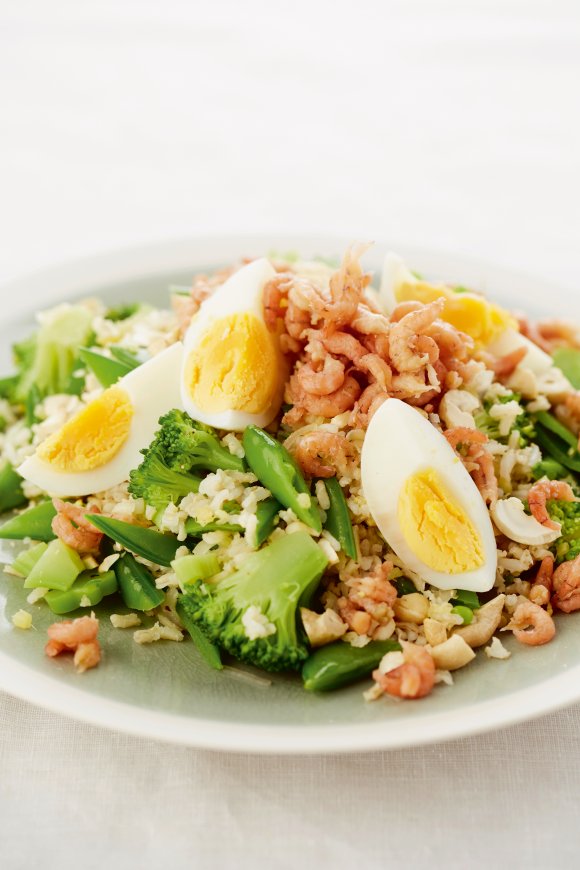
394,280,516,346
185,312,279,414
37,386,134,472
398,468,484,574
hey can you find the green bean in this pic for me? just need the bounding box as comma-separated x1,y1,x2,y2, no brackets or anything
532,458,568,481
25,384,42,427
86,514,181,566
535,410,578,449
0,500,57,541
78,347,132,388
109,347,141,369
242,426,322,531
320,477,356,559
176,597,223,670
0,460,27,514
451,589,480,610
254,497,281,546
114,553,164,610
552,347,580,390
534,426,580,474
45,570,118,615
393,577,417,597
302,639,401,692
184,518,243,536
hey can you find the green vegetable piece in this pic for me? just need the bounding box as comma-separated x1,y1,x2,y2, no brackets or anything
532,458,568,481
176,597,223,670
109,347,141,369
534,427,580,473
0,500,57,542
78,347,132,388
321,477,356,559
253,497,281,547
452,589,480,610
24,539,85,590
45,569,118,615
25,383,42,428
184,518,243,536
302,639,401,692
86,515,181,567
548,500,580,563
0,374,18,401
242,426,322,532
0,460,27,514
11,542,48,578
179,531,328,672
130,452,202,512
171,553,220,586
14,305,94,403
114,553,164,610
394,577,417,597
552,347,580,390
535,410,578,449
155,409,245,473
105,302,141,322
451,605,474,625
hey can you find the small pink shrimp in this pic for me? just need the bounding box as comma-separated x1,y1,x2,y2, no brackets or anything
552,555,580,613
506,601,556,646
362,332,391,359
45,615,101,673
529,555,555,607
489,346,527,378
470,450,499,506
527,480,575,531
444,428,498,504
262,274,290,330
444,427,489,452
351,305,391,335
290,431,353,478
427,321,473,363
51,499,103,554
338,563,397,635
286,374,361,421
373,642,436,700
324,242,372,329
388,299,445,373
171,294,197,337
347,562,397,606
357,354,393,391
353,383,389,427
295,357,346,397
322,331,367,365
390,300,423,323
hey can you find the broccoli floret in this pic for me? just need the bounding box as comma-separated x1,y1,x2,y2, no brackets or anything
549,500,580,563
155,409,245,473
178,531,328,672
474,392,535,445
13,305,94,404
128,450,202,511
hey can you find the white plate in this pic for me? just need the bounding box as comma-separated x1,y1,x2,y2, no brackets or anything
0,235,578,754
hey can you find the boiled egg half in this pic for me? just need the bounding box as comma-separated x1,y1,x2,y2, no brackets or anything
180,258,285,430
361,399,497,592
18,342,183,497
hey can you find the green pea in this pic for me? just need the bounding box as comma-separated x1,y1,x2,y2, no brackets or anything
451,605,474,625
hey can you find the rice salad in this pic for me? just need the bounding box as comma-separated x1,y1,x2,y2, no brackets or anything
2,244,580,699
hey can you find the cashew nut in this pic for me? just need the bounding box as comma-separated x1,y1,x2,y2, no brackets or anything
300,608,347,647
454,594,506,648
393,593,429,625
430,634,476,671
439,390,480,430
491,497,560,545
423,617,447,647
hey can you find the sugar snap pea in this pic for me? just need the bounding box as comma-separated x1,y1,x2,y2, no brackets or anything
320,477,356,559
176,597,223,670
242,426,321,532
45,569,118,615
552,347,580,390
86,514,181,566
0,500,57,541
302,639,401,692
114,552,164,610
78,347,132,388
0,461,27,514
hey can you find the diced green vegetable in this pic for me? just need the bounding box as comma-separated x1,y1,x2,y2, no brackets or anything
24,539,85,591
242,426,322,532
86,515,181,566
78,347,132,388
253,497,281,547
451,605,474,625
534,425,580,474
171,553,220,586
0,500,57,542
321,477,356,559
532,458,568,481
176,598,223,670
0,460,27,514
552,347,580,390
10,542,48,578
113,553,165,610
394,577,417,597
184,518,243,536
25,383,42,428
302,639,401,692
105,302,141,322
452,589,480,610
0,374,18,401
45,569,118,614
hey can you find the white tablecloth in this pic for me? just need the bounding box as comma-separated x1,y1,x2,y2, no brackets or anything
1,2,580,868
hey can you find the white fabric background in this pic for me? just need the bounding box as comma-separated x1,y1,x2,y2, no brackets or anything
1,2,580,868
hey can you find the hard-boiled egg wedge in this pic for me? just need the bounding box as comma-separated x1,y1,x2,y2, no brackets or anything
361,399,497,592
18,342,183,497
180,258,285,431
380,252,571,387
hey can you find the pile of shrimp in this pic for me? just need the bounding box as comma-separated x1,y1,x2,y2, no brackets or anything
262,244,475,438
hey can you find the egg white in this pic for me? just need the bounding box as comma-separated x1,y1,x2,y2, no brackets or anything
361,399,497,592
18,342,184,498
180,258,282,431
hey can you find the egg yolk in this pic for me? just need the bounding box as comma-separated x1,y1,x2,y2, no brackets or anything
185,312,280,414
398,468,484,574
394,278,516,346
37,386,134,472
